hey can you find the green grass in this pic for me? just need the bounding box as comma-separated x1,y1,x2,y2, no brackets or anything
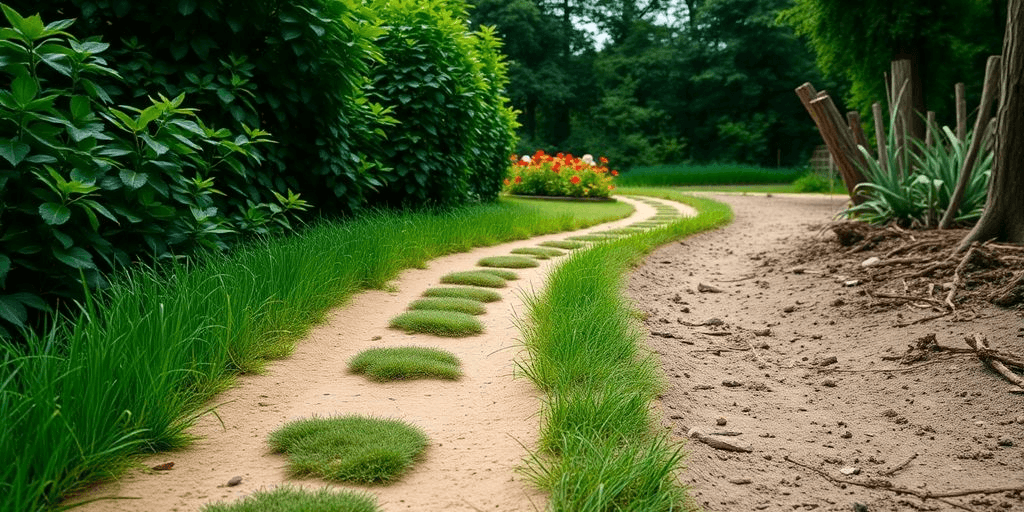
440,270,508,288
202,486,379,512
566,234,619,241
629,221,669,227
477,255,540,269
477,268,519,280
539,241,585,250
389,310,483,337
349,347,461,382
268,416,428,484
422,287,502,303
0,197,634,512
510,247,566,259
408,297,486,315
615,163,803,187
518,190,732,510
593,228,648,235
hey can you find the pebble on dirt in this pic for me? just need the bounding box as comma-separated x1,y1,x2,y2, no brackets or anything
227,476,243,486
716,417,728,426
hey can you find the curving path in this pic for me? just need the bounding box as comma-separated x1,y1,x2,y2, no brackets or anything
72,195,696,512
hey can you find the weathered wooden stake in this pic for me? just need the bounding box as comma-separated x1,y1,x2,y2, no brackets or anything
891,60,914,175
795,83,867,204
955,82,967,142
925,111,936,147
847,111,870,150
872,102,889,173
940,55,1002,229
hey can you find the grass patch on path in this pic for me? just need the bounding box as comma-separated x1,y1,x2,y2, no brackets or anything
390,310,483,337
269,416,427,484
422,287,502,302
409,297,486,315
350,347,461,382
2,197,633,512
202,486,378,512
539,240,585,250
477,255,540,269
510,247,565,259
440,271,508,288
519,190,732,510
477,268,519,280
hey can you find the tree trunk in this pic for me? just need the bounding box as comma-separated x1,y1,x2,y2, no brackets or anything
960,0,1024,249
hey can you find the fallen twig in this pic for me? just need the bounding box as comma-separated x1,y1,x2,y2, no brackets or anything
966,334,1024,389
697,331,732,337
893,311,950,327
871,292,948,309
944,242,979,316
879,453,918,477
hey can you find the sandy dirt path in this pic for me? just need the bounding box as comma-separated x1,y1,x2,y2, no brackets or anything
629,193,1024,512
72,195,697,512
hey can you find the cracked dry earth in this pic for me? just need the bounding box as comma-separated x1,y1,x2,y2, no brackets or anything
629,193,1024,512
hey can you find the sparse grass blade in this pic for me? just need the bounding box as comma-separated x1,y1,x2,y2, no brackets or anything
440,271,508,288
201,486,379,512
477,255,540,269
422,287,502,303
409,297,486,315
268,416,428,484
389,310,483,337
349,347,461,382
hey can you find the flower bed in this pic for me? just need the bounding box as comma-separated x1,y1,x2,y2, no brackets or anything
504,151,618,199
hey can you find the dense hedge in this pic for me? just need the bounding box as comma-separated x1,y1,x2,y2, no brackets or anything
368,0,517,206
0,1,517,337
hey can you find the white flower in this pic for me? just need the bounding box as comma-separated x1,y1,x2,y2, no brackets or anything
521,155,532,163
582,154,595,165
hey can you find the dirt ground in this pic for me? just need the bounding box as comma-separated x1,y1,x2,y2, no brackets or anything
629,193,1024,512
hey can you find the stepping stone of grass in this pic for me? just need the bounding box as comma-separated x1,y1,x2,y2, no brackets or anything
440,270,507,288
349,347,461,382
510,247,565,259
390,310,483,337
566,234,619,241
595,228,647,235
423,286,502,302
269,415,428,484
477,268,519,280
477,255,539,269
650,215,678,221
409,297,486,315
202,486,379,512
539,240,585,250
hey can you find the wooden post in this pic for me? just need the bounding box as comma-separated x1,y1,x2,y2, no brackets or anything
955,82,968,142
872,102,889,174
940,55,1002,229
795,83,868,204
847,111,870,150
891,59,913,176
925,111,936,147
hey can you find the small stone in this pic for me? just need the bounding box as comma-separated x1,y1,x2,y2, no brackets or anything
371,335,382,341
861,257,880,267
704,317,725,326
844,280,861,287
783,305,796,313
722,380,743,388
816,356,839,367
151,462,174,471
1016,415,1024,424
227,476,243,487
998,437,1014,447
830,298,845,307
840,431,853,439
716,417,728,426
975,421,985,427
728,477,752,485
822,379,837,388
698,283,724,293
839,466,860,476
753,328,771,337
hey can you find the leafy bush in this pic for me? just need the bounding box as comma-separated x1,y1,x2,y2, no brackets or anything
791,172,835,193
0,5,307,337
367,0,517,207
12,0,394,213
504,151,617,198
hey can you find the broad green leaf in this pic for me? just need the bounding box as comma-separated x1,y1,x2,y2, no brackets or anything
0,254,9,284
140,133,169,156
70,95,91,120
11,75,37,105
53,246,95,269
0,139,29,166
119,169,147,189
178,0,198,15
0,295,27,328
10,292,47,311
39,202,71,225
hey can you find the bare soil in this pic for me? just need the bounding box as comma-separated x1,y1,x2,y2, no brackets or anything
629,193,1024,512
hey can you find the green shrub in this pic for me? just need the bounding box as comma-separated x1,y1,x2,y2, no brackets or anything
791,172,835,193
367,0,516,206
0,6,307,337
269,416,428,484
202,487,379,512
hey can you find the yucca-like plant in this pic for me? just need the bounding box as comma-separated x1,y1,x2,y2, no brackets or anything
845,109,992,227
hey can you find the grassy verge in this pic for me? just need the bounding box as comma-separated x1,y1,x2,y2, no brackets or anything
616,163,803,187
518,190,732,510
0,197,632,512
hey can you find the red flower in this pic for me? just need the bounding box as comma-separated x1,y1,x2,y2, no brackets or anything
510,154,518,162
611,170,619,176
570,176,581,185
608,185,615,190
514,176,522,184
504,179,511,186
553,163,561,173
556,152,564,158
599,156,608,163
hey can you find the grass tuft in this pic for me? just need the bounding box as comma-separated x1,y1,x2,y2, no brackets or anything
408,297,486,315
510,247,565,259
440,271,508,288
566,234,619,241
422,287,502,302
593,228,648,235
539,240,585,250
349,347,461,382
476,268,519,280
477,255,540,269
389,310,483,337
268,416,428,484
201,486,379,512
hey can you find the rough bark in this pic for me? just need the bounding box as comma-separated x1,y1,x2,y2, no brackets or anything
960,0,1024,249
